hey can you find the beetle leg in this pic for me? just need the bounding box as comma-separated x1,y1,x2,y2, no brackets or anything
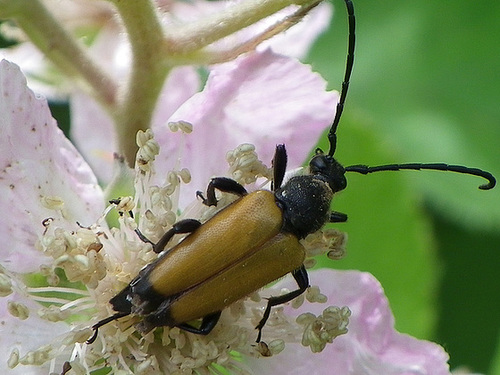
133,228,156,247
255,265,309,342
329,211,348,223
134,219,201,253
177,311,222,335
152,219,202,254
196,177,247,206
271,144,288,191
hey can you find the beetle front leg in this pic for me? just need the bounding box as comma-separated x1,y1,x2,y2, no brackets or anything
272,144,287,191
196,177,248,206
152,219,201,254
330,211,348,223
255,265,309,343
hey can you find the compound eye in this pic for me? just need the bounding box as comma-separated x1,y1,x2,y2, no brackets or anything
309,154,328,174
331,173,347,193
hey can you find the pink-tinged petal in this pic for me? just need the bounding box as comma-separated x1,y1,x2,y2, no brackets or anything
69,90,117,183
152,66,201,128
165,0,331,59
42,0,114,30
0,292,67,374
0,45,66,100
154,50,337,207
68,24,127,183
256,2,333,59
87,23,131,80
0,60,104,273
246,269,451,375
70,65,200,183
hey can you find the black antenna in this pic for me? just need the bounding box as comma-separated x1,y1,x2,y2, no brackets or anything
328,0,355,157
345,163,496,190
326,1,496,191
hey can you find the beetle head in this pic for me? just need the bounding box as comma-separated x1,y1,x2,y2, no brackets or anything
309,149,347,193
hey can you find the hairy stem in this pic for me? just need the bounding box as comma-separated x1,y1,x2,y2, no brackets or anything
165,0,319,56
107,0,169,165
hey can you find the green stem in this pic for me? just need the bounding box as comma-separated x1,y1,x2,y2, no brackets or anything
0,0,117,107
109,0,319,164
1,0,321,167
107,0,169,165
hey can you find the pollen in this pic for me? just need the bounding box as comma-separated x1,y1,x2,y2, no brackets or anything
168,120,193,133
37,305,71,322
40,195,65,210
255,339,285,357
0,269,13,296
41,225,106,288
136,129,160,172
297,305,351,353
7,348,19,369
113,195,135,213
305,285,327,303
18,345,53,366
303,227,347,261
226,143,273,184
178,168,192,184
7,301,30,320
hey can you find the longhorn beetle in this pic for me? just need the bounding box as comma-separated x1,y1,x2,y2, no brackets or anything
87,0,496,345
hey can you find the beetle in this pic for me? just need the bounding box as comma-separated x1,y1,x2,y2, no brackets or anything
87,0,496,345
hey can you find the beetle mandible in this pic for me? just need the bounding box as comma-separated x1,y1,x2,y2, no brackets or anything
87,0,495,345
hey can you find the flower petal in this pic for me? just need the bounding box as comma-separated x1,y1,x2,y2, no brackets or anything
166,0,331,59
0,60,104,273
68,19,201,182
69,91,117,183
0,291,68,374
256,2,333,59
70,65,200,183
246,269,451,375
0,45,65,100
154,50,338,207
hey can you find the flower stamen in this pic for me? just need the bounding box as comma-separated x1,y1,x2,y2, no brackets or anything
226,143,272,185
297,305,351,353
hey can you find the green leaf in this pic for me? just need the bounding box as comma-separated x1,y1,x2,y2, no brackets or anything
490,333,500,375
309,0,500,229
307,0,500,371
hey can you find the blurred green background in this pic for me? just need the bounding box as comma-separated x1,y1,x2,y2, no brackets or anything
310,0,500,373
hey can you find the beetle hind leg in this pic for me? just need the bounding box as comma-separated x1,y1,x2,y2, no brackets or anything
178,311,222,335
255,265,309,343
196,177,247,206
